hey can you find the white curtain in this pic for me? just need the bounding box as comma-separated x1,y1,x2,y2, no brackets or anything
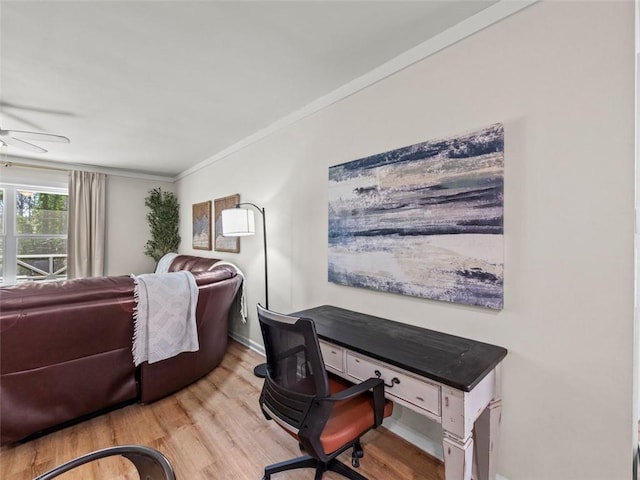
67,170,106,278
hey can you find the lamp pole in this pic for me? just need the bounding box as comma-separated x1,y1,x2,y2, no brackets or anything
235,203,268,310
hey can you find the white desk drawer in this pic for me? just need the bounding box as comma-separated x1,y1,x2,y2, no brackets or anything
346,353,440,417
319,341,344,372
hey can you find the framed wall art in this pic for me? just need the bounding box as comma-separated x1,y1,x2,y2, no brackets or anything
328,123,504,310
214,194,240,253
192,200,212,250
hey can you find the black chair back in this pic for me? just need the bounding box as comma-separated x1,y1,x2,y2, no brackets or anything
258,304,330,436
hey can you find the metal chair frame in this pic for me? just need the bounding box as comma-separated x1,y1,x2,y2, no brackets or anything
34,445,176,480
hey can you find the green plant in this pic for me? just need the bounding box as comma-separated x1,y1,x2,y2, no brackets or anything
144,188,180,262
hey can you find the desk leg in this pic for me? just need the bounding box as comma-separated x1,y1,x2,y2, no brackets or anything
472,399,502,480
443,434,473,480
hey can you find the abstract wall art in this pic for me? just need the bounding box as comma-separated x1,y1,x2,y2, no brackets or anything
328,123,504,309
214,194,240,253
192,200,212,250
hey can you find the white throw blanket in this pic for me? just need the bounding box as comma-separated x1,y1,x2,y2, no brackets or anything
213,261,248,323
154,252,179,273
131,271,199,366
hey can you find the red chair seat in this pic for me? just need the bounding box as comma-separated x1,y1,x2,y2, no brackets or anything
321,377,393,454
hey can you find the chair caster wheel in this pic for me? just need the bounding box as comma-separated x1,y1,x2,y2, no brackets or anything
352,442,363,468
262,476,270,480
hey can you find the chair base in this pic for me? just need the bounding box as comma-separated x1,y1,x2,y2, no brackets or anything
263,454,367,480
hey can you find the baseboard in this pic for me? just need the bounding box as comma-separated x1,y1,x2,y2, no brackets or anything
228,331,508,480
228,330,265,357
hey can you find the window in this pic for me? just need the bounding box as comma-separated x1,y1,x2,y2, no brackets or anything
0,185,68,285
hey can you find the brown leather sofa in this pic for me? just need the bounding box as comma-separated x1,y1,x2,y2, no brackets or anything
0,255,242,446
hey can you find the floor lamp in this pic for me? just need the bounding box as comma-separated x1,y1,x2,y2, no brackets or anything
221,202,269,310
221,203,269,378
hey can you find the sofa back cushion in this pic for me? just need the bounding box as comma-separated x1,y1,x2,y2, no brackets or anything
1,276,136,374
0,276,139,445
168,254,222,273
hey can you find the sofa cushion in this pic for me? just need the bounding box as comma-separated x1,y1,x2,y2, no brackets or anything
0,275,134,311
1,276,136,374
168,254,222,273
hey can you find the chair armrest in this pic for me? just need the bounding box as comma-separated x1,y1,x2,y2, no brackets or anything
328,377,383,401
34,445,175,480
325,377,386,427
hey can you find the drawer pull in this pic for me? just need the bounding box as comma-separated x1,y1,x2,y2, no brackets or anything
374,369,400,388
330,350,337,354
416,396,424,402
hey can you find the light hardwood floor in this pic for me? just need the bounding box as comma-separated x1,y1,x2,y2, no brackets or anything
0,340,445,480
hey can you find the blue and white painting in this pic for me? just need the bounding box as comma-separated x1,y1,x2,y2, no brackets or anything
328,123,504,310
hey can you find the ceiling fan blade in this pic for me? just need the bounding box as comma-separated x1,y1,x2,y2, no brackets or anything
0,134,48,153
3,130,70,143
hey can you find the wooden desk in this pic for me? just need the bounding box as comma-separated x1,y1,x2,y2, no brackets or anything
292,305,507,480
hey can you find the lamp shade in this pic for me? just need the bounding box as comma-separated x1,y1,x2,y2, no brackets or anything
222,208,256,236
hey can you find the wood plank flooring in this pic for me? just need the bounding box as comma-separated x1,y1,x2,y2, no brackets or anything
0,340,445,480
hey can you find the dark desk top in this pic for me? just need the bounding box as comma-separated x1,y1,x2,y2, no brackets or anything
292,305,507,392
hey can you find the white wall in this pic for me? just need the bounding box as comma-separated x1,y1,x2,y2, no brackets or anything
636,0,640,424
176,2,636,479
105,175,175,275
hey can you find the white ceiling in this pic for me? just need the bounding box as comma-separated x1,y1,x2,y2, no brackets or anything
0,1,498,179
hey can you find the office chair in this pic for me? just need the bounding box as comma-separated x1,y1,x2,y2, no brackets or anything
33,445,176,480
257,304,393,480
